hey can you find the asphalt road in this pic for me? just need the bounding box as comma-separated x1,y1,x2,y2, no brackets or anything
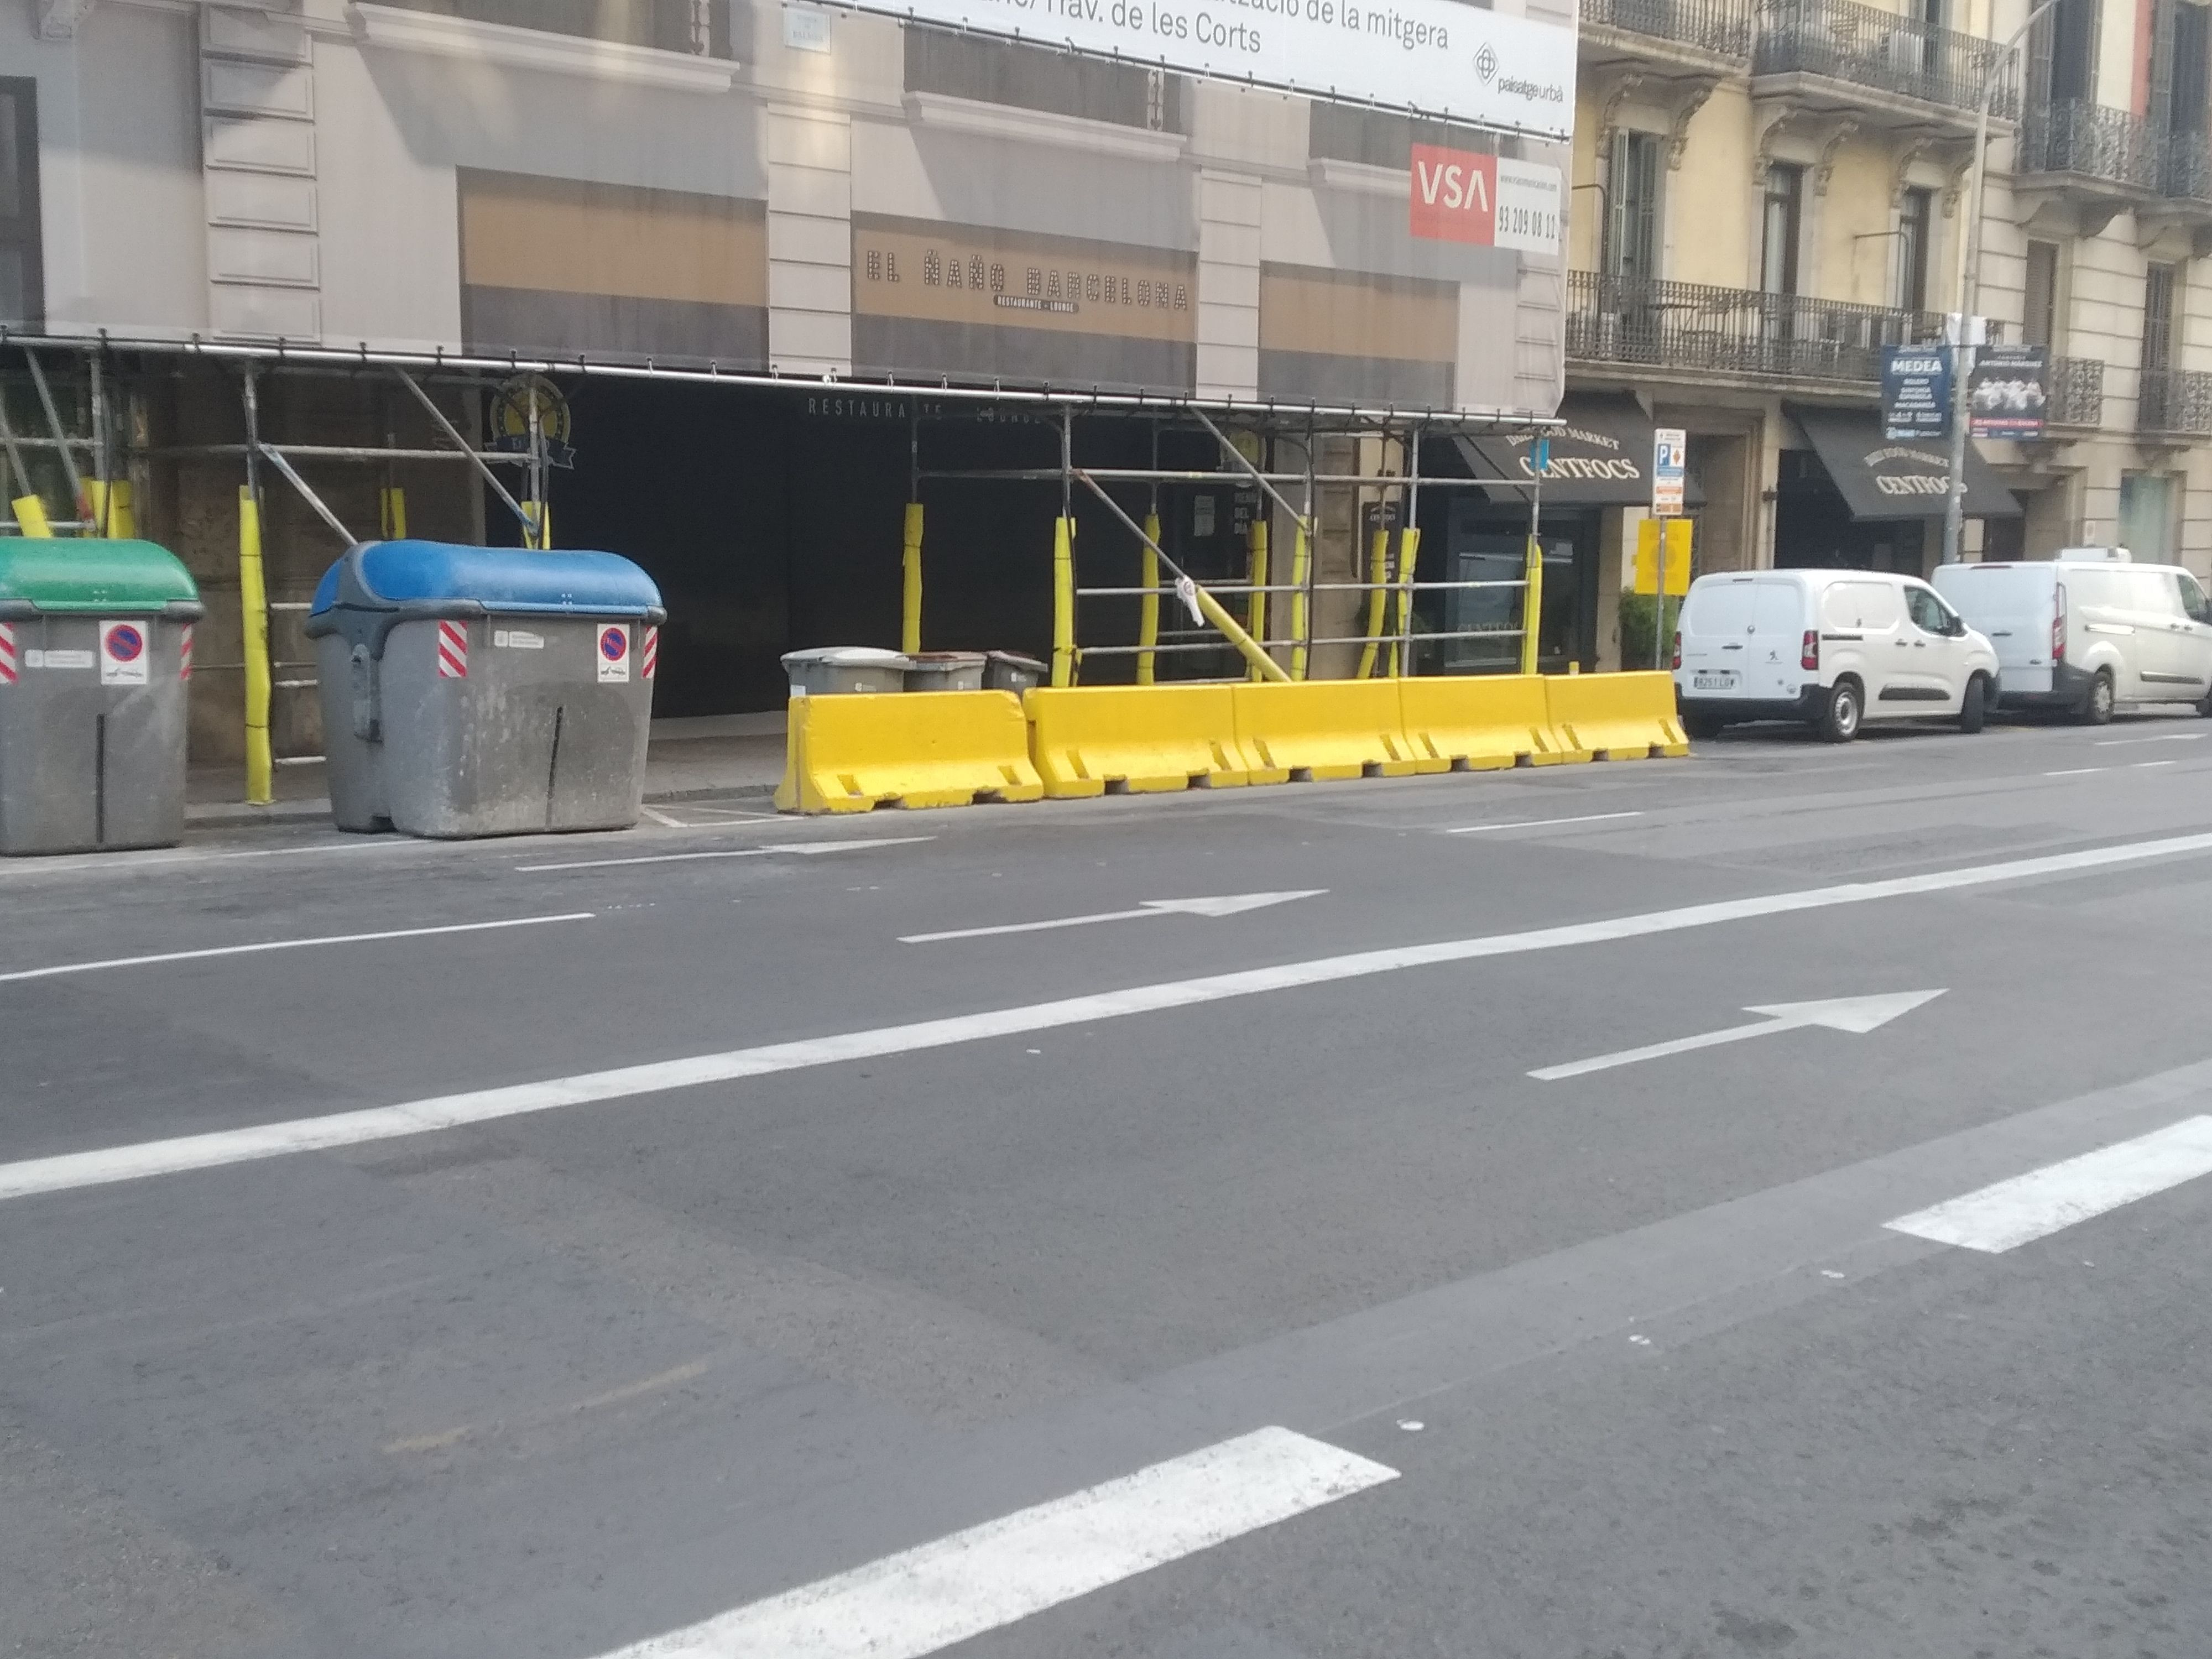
4,711,2211,1658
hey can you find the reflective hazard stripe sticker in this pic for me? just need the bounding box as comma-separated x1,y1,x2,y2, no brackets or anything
179,625,194,681
436,619,468,679
642,625,658,681
0,622,15,686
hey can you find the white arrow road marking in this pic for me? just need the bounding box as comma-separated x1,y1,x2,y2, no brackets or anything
517,837,931,873
1885,1115,2212,1252
1530,989,1947,1081
899,890,1326,945
588,1427,1394,1659
0,912,597,986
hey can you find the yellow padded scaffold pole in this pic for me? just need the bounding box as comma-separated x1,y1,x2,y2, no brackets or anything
901,501,925,656
238,486,274,806
1135,509,1161,685
1051,514,1076,687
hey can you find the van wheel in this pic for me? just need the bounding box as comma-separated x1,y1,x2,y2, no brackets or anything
1683,712,1726,740
2078,670,2115,726
1815,679,1863,743
1958,674,1987,734
2197,684,2212,718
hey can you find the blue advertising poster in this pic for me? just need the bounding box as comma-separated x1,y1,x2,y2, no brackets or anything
1882,345,1952,440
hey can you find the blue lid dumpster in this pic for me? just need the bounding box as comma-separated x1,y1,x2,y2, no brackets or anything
0,538,203,855
305,541,665,838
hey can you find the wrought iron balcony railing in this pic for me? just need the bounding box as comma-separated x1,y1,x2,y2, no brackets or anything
1753,0,2016,118
1566,271,1945,383
2160,132,2212,204
2048,355,2104,427
1583,0,1754,59
2138,367,2212,435
2018,100,2162,191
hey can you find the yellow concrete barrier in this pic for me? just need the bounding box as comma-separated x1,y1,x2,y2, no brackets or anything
1543,670,1689,760
1399,674,1580,771
1231,680,1420,781
1024,684,1259,796
776,691,1045,813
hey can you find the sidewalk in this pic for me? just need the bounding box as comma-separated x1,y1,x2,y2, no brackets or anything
185,712,787,824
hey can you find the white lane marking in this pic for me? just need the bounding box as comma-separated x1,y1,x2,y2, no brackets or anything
588,1427,1394,1659
1530,989,1944,1081
638,805,687,828
2094,732,2206,745
2135,760,2177,769
1444,811,1644,834
2045,767,2106,776
515,837,931,873
0,912,596,987
12,830,2212,1202
900,890,1325,945
1885,1116,2212,1252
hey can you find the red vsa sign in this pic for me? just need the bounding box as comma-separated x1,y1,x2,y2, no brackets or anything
1409,144,1497,245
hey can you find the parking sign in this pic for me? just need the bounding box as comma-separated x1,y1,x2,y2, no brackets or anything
1651,429,1687,518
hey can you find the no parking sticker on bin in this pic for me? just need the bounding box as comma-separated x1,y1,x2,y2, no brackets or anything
100,620,149,686
597,624,631,684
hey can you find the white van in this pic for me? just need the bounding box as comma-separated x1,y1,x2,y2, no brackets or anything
1931,548,2212,724
1673,568,2001,742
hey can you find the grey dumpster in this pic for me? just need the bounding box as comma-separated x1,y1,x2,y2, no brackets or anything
781,646,910,696
904,651,987,692
0,537,202,855
982,651,1048,695
306,541,665,838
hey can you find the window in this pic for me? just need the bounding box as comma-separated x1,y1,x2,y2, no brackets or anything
1896,187,1933,314
2023,240,2061,346
1604,131,1662,282
1761,164,1803,295
2143,262,2178,373
2119,472,2176,560
906,27,1185,131
1906,585,1955,635
2151,0,2211,140
2178,570,2211,622
389,0,731,54
2030,0,2100,103
1310,104,1489,169
0,79,39,327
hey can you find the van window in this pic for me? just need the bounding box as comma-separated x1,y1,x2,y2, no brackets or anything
1905,586,1954,634
1685,581,1758,636
2180,572,2211,623
1820,581,1901,630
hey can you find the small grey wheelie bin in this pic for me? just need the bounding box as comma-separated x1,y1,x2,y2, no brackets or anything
306,540,665,838
0,537,202,855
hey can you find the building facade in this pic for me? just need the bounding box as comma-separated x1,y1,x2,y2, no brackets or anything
1553,0,2212,667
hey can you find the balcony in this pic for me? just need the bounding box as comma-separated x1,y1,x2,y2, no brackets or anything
2138,367,2212,437
1566,271,1944,386
2015,101,2161,231
1752,0,2016,131
2047,356,2105,429
1583,0,1753,66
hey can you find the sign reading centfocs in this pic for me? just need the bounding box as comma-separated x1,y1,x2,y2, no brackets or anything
1408,145,1561,251
826,0,1575,139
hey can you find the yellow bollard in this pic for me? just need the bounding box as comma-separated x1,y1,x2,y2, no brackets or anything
1136,510,1161,685
1051,514,1076,687
1519,534,1544,678
1287,518,1311,681
108,481,137,539
380,486,409,540
1246,520,1269,681
238,487,274,806
1389,527,1421,676
11,494,51,538
901,500,925,656
1356,528,1390,680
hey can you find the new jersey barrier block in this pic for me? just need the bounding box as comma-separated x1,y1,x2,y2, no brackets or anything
1399,674,1577,770
1024,684,1259,796
1543,670,1689,760
776,690,1045,813
1230,680,1420,781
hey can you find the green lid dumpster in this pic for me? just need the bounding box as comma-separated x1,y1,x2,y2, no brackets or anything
305,541,665,838
0,538,204,855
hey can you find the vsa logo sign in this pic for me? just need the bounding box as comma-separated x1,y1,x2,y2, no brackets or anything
1410,143,1498,245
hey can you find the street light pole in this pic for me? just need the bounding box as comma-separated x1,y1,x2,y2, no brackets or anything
1942,0,2063,564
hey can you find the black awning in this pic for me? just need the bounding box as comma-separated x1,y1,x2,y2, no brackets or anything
1790,405,2021,520
1453,392,1655,506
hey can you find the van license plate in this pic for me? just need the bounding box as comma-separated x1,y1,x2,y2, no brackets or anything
1692,671,1738,691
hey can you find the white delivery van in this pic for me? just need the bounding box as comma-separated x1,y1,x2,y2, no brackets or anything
1673,568,2000,742
1931,547,2212,724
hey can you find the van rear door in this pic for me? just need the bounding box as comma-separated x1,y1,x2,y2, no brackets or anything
1933,562,2053,694
1679,577,1760,698
1744,580,1805,701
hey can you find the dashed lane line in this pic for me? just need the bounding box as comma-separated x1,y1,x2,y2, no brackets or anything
0,912,595,986
1886,1115,2212,1252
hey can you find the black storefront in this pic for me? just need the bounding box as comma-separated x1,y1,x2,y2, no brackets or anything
1438,391,1662,672
1777,405,2021,577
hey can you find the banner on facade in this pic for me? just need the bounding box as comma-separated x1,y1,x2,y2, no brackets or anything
1408,147,1562,252
1881,346,1952,441
1968,344,2049,441
822,0,1576,138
